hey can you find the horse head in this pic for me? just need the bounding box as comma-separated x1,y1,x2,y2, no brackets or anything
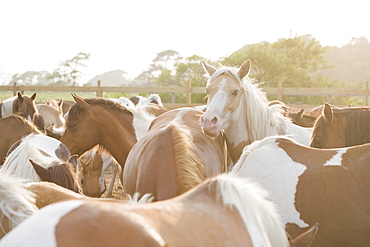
12,92,37,121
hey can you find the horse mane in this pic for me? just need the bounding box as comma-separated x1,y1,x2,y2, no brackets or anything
47,163,80,193
210,67,286,143
345,108,370,146
0,171,38,231
169,123,206,195
207,173,288,247
11,115,43,134
66,98,133,128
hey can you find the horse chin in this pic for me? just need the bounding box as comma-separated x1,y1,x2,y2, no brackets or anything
202,128,220,138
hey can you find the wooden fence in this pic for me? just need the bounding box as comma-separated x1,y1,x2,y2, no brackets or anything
2,81,370,108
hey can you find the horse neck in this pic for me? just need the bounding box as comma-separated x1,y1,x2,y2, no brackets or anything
98,111,137,168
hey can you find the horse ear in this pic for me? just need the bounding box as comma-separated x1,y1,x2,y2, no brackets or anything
29,159,53,182
298,109,304,118
72,94,89,111
30,93,37,101
288,223,319,247
68,155,78,169
17,92,23,102
238,59,251,80
201,61,217,76
323,103,333,124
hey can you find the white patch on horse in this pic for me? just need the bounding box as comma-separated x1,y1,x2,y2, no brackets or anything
131,104,156,141
1,96,16,117
0,200,83,247
231,137,309,228
323,148,348,167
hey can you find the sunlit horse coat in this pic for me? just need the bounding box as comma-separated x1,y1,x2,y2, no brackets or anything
231,135,370,246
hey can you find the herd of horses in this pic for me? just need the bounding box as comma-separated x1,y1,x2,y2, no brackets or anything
0,59,369,246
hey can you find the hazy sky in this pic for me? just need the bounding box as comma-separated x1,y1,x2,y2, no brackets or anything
0,0,368,83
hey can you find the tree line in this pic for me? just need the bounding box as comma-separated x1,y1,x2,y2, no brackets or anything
6,35,370,105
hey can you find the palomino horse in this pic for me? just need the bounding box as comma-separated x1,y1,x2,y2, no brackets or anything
231,136,370,246
61,94,156,171
0,173,289,247
0,115,43,164
0,171,38,239
0,134,81,193
0,92,37,121
123,108,228,201
201,60,312,163
310,103,370,148
79,145,120,198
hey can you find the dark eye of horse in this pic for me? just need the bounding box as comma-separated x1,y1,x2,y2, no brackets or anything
232,90,239,96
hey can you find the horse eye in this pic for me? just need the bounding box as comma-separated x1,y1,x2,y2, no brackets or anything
232,90,239,96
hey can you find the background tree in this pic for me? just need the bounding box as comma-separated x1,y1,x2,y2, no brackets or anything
50,52,90,86
221,34,331,87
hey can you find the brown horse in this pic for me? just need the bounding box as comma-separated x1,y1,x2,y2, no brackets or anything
232,135,370,246
0,134,81,193
0,92,38,121
0,173,289,247
310,103,370,148
268,100,317,127
0,115,43,164
60,94,141,171
123,108,228,201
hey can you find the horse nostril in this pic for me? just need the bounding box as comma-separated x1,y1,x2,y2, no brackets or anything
211,116,218,125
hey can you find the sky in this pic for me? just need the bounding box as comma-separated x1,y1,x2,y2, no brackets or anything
0,0,369,84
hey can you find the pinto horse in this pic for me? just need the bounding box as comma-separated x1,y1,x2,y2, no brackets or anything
0,134,81,193
79,145,120,198
0,115,43,164
34,103,65,131
0,92,38,121
123,108,228,201
310,103,370,148
231,136,370,246
0,173,289,247
200,60,312,163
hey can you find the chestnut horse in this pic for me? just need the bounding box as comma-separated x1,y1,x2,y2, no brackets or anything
231,136,370,246
310,103,370,148
0,171,38,239
201,60,312,163
0,174,289,247
0,115,42,164
61,94,155,171
0,134,81,193
123,108,228,201
0,92,38,121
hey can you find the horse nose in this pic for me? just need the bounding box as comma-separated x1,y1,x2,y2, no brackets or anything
201,115,218,128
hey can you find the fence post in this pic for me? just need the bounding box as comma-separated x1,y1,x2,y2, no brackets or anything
186,81,192,105
97,80,102,97
277,80,283,101
171,93,176,103
13,82,17,96
365,81,369,106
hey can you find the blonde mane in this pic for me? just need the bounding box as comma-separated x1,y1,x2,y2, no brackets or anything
170,123,206,195
209,67,286,143
0,171,38,232
210,173,288,247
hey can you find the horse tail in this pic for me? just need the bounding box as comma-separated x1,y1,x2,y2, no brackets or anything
210,173,289,247
169,123,206,195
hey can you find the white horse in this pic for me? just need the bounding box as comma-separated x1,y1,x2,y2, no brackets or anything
201,59,312,163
